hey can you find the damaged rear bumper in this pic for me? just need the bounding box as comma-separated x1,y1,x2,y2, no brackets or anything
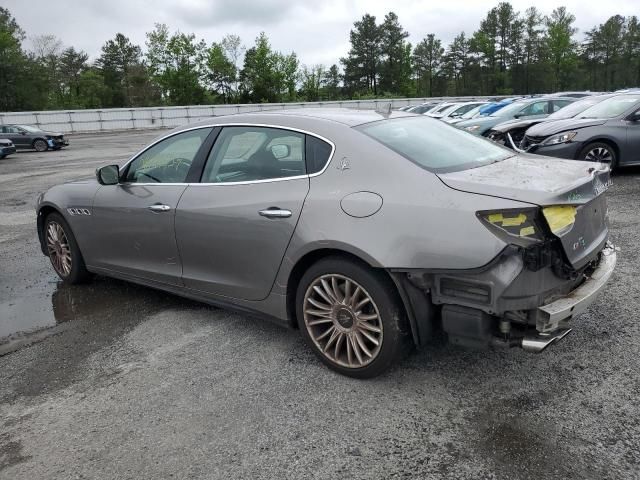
535,242,616,332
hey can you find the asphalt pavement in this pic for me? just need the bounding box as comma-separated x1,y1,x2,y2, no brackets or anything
0,130,639,479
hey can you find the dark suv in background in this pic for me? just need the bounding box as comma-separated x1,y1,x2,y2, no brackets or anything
0,124,68,152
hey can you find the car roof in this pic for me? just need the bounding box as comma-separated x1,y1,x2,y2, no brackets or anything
184,107,416,129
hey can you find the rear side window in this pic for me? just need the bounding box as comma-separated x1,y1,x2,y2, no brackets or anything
305,135,333,174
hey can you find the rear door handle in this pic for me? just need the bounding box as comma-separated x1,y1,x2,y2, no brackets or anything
259,208,292,219
148,204,171,213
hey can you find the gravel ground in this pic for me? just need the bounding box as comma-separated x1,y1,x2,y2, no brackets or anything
0,130,639,480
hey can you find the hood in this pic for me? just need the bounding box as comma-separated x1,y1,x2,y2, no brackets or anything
454,116,501,131
436,154,610,207
491,117,546,133
526,118,606,137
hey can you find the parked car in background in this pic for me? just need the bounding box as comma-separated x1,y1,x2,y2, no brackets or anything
456,97,575,136
406,102,442,114
435,102,489,123
546,91,602,98
36,108,616,377
0,124,68,152
0,139,16,159
487,94,615,149
478,97,521,116
448,103,497,125
521,93,640,168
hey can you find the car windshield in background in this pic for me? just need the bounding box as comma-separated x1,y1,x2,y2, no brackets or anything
460,105,483,119
17,125,42,132
577,95,640,119
358,117,513,173
546,97,606,120
489,102,525,117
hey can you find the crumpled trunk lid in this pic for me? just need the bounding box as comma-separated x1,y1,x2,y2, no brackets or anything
437,154,611,269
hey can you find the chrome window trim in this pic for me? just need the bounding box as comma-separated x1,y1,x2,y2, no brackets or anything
117,122,336,187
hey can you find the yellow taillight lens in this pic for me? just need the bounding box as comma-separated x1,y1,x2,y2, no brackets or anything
477,208,544,244
542,205,577,235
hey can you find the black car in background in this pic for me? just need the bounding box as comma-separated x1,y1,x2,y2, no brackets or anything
522,93,640,168
487,94,614,149
0,124,68,152
0,139,16,159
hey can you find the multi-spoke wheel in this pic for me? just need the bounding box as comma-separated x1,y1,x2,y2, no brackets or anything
297,257,408,378
43,212,91,284
579,142,617,169
46,221,72,277
33,139,48,152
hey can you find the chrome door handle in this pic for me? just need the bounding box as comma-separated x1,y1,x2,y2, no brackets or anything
148,204,171,212
259,208,292,218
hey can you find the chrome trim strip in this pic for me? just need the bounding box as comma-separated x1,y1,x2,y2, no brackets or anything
117,122,337,186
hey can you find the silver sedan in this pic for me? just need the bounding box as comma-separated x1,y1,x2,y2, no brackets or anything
36,109,616,377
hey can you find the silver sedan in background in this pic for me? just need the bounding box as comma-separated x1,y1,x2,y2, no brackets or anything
36,109,616,377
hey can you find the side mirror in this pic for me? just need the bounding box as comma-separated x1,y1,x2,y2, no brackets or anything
20,131,27,135
628,111,640,122
270,144,290,159
513,113,522,119
450,112,461,118
96,165,120,185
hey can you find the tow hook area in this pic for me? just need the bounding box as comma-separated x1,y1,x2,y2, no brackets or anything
520,328,572,353
441,305,573,352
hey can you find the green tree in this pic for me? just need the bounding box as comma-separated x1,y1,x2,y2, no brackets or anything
205,42,236,103
545,7,578,91
96,33,146,107
378,12,409,94
413,34,443,96
341,14,381,95
58,47,89,107
323,64,342,100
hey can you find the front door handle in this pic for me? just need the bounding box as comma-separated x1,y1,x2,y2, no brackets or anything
259,208,292,219
148,204,171,213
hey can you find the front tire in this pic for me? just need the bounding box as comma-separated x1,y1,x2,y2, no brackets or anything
579,142,617,169
44,212,91,284
33,139,48,152
296,257,409,378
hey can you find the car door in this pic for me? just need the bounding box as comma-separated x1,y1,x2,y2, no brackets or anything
175,125,318,301
3,126,27,147
87,127,214,286
624,107,640,164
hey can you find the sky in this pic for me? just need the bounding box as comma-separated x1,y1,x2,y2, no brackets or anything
4,0,639,66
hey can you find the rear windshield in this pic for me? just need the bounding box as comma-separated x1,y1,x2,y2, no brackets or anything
577,95,640,119
357,117,514,173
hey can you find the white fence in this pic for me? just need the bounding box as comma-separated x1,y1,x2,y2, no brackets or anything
0,97,500,134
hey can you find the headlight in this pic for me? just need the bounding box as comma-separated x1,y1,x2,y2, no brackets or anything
465,125,481,132
477,208,546,246
542,205,576,235
542,131,577,146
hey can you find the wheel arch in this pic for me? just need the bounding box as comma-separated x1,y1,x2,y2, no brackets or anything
32,137,48,148
283,247,432,346
576,138,620,162
37,204,63,255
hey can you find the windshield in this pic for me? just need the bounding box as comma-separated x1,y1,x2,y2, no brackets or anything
357,116,513,173
489,102,526,118
576,95,640,119
460,105,483,119
547,97,608,120
16,125,41,133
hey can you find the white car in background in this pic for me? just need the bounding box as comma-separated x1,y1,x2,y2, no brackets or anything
435,102,490,123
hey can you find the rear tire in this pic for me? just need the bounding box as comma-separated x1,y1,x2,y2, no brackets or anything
33,139,48,152
296,257,409,378
44,212,91,284
578,142,617,169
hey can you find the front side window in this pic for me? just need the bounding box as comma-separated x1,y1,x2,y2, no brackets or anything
357,116,513,173
124,128,212,183
201,126,305,183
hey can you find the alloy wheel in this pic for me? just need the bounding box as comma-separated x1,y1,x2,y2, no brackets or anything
303,274,383,368
584,146,613,164
46,221,72,277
